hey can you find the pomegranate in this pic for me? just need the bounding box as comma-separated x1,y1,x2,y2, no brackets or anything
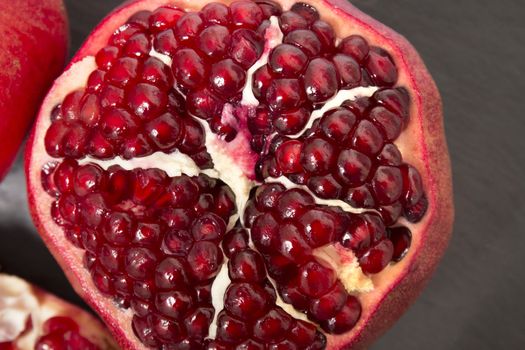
25,0,453,349
0,274,116,349
0,0,68,181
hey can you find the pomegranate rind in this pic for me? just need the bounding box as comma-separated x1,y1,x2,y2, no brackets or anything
0,0,68,181
0,274,116,349
25,0,453,349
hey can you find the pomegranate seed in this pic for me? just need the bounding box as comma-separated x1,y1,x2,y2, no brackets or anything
352,119,384,156
253,308,292,342
365,47,398,86
338,35,370,62
161,229,193,256
187,241,223,281
216,311,248,343
401,164,424,206
298,208,337,247
389,226,412,262
304,58,339,103
284,29,321,57
266,78,305,112
185,307,215,339
155,289,194,319
172,48,207,89
198,25,231,59
224,282,270,320
273,107,310,135
209,58,247,98
298,260,336,297
174,12,204,42
371,165,403,205
228,250,266,282
335,149,372,186
269,44,308,77
279,11,308,34
222,228,249,258
201,3,231,25
154,29,179,56
229,29,264,69
230,1,264,28
301,137,336,175
251,212,279,253
291,2,319,24
320,296,361,334
149,6,185,33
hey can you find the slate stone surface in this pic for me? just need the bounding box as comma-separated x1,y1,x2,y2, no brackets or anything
0,0,523,349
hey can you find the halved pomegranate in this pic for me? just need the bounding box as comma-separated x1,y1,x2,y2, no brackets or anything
25,0,453,349
0,274,115,349
0,0,68,181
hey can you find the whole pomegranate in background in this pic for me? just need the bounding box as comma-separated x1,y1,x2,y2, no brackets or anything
0,0,68,181
0,274,116,349
25,0,453,349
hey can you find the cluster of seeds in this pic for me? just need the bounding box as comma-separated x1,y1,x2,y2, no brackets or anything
35,316,99,350
243,183,412,331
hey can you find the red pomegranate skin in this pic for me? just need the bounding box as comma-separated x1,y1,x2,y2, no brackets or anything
0,0,68,181
25,0,454,349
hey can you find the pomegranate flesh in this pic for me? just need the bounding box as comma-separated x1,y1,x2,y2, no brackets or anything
0,274,115,349
26,0,453,349
0,0,68,181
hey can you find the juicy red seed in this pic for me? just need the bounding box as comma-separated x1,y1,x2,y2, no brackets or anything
132,316,158,347
154,29,179,56
338,35,370,62
198,25,231,59
229,250,266,282
216,311,248,343
374,88,410,121
307,174,342,199
106,57,139,88
401,164,424,206
252,65,273,101
124,33,151,58
125,247,158,280
99,85,124,108
343,185,376,208
96,46,119,70
290,2,319,23
389,226,412,262
365,47,398,86
73,164,105,197
174,12,204,42
99,108,139,143
378,143,403,166
187,88,224,120
103,211,134,245
185,307,214,338
251,212,279,253
404,194,428,223
201,2,231,25
319,107,356,143
311,20,335,51
370,106,403,141
359,239,394,274
321,296,361,334
266,78,305,112
156,289,194,319
161,229,193,256
99,244,125,273
308,281,348,321
273,107,310,135
222,228,249,257
172,48,207,89
35,333,65,350
229,29,264,69
253,308,292,343
145,113,183,150
332,54,361,88
275,188,314,220
278,282,308,311
209,58,247,98
191,213,226,242
279,11,308,34
256,0,282,17
298,208,336,247
187,241,223,281
79,94,101,127
352,119,384,156
277,222,312,263
224,282,270,320
301,137,336,175
336,149,372,186
155,257,188,289
298,260,336,297
303,58,339,103
284,29,321,57
122,133,153,158
269,44,308,77
254,183,285,210
290,320,323,347
371,165,404,205
230,0,264,28
43,316,79,334
275,140,303,174
149,6,185,32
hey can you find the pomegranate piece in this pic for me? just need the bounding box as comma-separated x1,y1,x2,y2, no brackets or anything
0,274,114,349
27,1,452,349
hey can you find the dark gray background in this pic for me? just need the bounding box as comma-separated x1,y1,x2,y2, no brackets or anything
0,0,523,349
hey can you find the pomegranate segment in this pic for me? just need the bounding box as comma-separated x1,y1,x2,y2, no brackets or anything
28,0,452,349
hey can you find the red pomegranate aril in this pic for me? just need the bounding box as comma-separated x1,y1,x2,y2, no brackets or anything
201,2,231,25
150,314,185,342
378,143,403,166
99,108,139,144
388,226,412,262
224,282,270,320
298,260,336,298
251,212,279,253
401,164,424,206
78,193,107,228
342,185,376,208
191,213,226,242
149,6,185,33
273,107,310,135
335,149,372,186
404,194,429,223
254,182,285,211
73,164,105,197
373,88,410,121
279,11,308,34
351,119,384,156
290,320,323,348
144,113,183,150
79,95,101,128
278,281,308,311
369,106,403,141
365,47,398,86
161,229,193,256
308,282,347,321
198,25,231,59
96,46,119,70
311,20,335,52
132,315,158,347
319,111,355,147
209,59,247,98
185,307,215,339
155,289,194,319
253,307,292,343
275,140,303,174
172,48,207,90
307,174,342,199
338,35,370,62
298,208,336,247
87,69,106,92
155,257,188,289
106,57,139,88
266,78,305,112
142,57,174,91
222,228,249,257
187,88,224,120
303,58,339,103
269,44,308,77
43,316,79,334
284,30,321,57
125,247,158,280
275,188,314,221
230,0,264,28
359,239,394,274
301,137,336,175
256,0,282,17
252,65,273,101
321,296,361,334
371,165,403,205
154,29,179,56
99,244,124,273
174,12,204,42
332,54,361,88
228,250,266,282
132,278,156,300
124,33,151,58
216,311,248,343
229,29,264,69
277,222,312,263
187,241,223,281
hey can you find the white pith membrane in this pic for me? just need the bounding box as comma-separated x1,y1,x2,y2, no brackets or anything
25,0,434,349
0,274,114,349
